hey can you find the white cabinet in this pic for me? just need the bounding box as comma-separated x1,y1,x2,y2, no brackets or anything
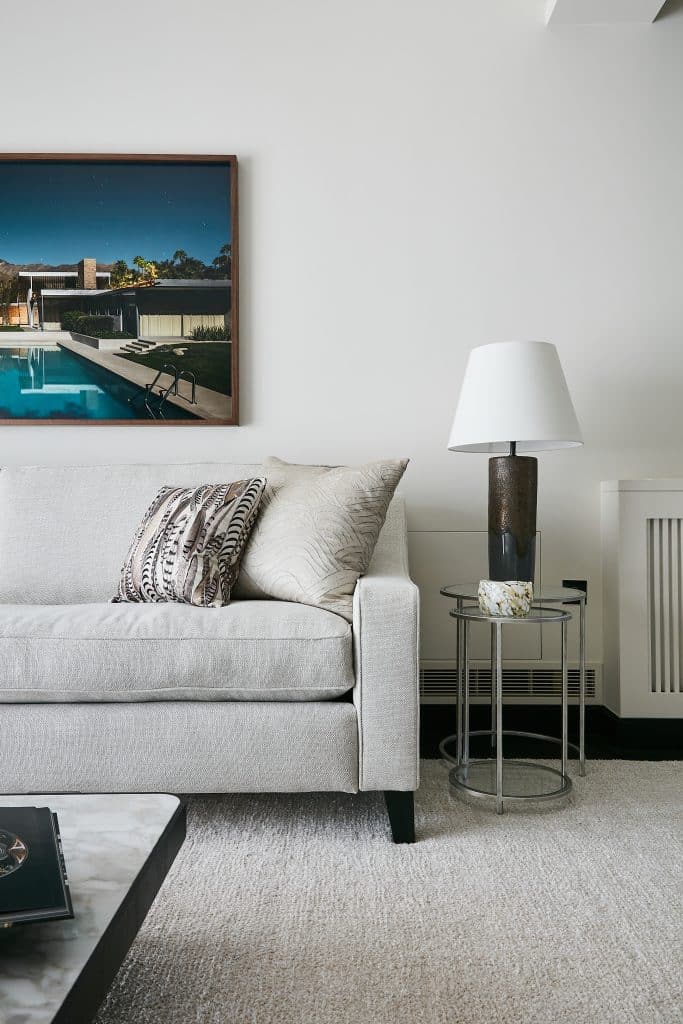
602,480,683,717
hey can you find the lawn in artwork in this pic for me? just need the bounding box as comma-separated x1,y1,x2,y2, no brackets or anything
0,155,237,424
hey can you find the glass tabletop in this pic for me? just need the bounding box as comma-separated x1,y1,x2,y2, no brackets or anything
449,604,571,624
440,582,585,603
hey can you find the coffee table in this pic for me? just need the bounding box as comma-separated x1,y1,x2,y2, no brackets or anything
0,793,185,1023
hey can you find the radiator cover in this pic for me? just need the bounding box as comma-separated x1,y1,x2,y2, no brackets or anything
602,479,683,717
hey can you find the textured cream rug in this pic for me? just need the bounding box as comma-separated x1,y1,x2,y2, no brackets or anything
96,761,682,1024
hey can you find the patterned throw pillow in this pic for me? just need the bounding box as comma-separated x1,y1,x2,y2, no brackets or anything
234,457,408,620
114,479,266,607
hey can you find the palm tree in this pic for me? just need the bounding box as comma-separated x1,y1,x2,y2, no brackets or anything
212,243,231,278
164,250,205,278
133,256,158,286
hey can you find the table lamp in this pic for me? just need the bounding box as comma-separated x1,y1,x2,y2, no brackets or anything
448,340,582,582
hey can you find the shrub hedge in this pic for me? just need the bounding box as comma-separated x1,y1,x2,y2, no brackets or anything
61,311,123,337
60,310,84,331
75,330,135,340
190,325,229,341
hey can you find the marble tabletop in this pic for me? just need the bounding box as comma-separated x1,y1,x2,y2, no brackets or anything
0,793,181,1024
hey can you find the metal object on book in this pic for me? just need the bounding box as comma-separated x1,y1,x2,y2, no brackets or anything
0,829,28,877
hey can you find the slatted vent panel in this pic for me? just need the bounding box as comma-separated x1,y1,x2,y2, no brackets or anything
420,666,596,701
646,517,683,694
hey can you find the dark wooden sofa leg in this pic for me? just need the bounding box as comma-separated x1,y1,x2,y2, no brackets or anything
384,791,415,844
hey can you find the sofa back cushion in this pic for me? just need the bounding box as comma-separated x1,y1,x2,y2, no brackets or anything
235,456,408,620
0,463,262,604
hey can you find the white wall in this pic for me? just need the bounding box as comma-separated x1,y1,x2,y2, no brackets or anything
3,0,683,662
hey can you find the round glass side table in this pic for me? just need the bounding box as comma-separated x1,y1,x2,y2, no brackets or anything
440,583,587,777
440,604,574,814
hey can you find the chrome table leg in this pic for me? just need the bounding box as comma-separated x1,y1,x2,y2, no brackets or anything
456,598,463,766
490,626,496,748
463,619,470,768
579,595,586,777
494,621,503,814
561,618,568,780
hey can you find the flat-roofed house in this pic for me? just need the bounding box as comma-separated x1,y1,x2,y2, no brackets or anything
20,259,112,329
71,279,230,340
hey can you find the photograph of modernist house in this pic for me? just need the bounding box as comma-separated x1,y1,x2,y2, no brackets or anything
0,156,237,423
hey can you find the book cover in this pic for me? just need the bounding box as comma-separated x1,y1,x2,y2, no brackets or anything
0,807,73,927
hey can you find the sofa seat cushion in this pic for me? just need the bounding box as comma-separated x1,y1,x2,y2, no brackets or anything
0,600,354,703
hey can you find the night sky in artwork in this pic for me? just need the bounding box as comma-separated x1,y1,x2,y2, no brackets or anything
0,161,231,265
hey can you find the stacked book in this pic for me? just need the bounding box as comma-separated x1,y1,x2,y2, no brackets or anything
0,807,73,927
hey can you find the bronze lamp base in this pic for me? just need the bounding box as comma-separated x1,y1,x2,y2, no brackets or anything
488,455,537,582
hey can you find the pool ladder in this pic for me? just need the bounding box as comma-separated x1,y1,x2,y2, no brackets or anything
129,363,197,419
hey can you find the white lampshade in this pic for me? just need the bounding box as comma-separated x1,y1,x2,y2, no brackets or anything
448,340,582,454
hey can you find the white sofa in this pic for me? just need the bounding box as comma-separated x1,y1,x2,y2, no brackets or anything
0,463,420,842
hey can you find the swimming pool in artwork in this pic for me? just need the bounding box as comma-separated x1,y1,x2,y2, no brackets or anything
0,346,198,421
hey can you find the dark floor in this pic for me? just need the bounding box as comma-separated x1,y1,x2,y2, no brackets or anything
420,704,683,760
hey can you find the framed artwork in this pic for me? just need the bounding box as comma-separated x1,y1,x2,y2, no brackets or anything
0,154,238,425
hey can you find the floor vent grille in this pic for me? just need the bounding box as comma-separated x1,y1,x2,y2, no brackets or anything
420,665,597,702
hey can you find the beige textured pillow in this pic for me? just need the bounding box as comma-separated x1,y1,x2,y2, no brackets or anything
114,479,266,607
235,457,408,619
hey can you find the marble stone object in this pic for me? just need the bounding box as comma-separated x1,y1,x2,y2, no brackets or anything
478,579,533,617
0,793,184,1024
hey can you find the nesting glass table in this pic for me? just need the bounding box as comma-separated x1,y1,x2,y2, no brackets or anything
439,584,587,813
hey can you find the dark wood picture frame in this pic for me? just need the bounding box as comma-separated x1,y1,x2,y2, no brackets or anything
0,154,238,426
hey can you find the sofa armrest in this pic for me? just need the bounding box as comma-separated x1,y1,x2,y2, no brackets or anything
352,496,420,792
